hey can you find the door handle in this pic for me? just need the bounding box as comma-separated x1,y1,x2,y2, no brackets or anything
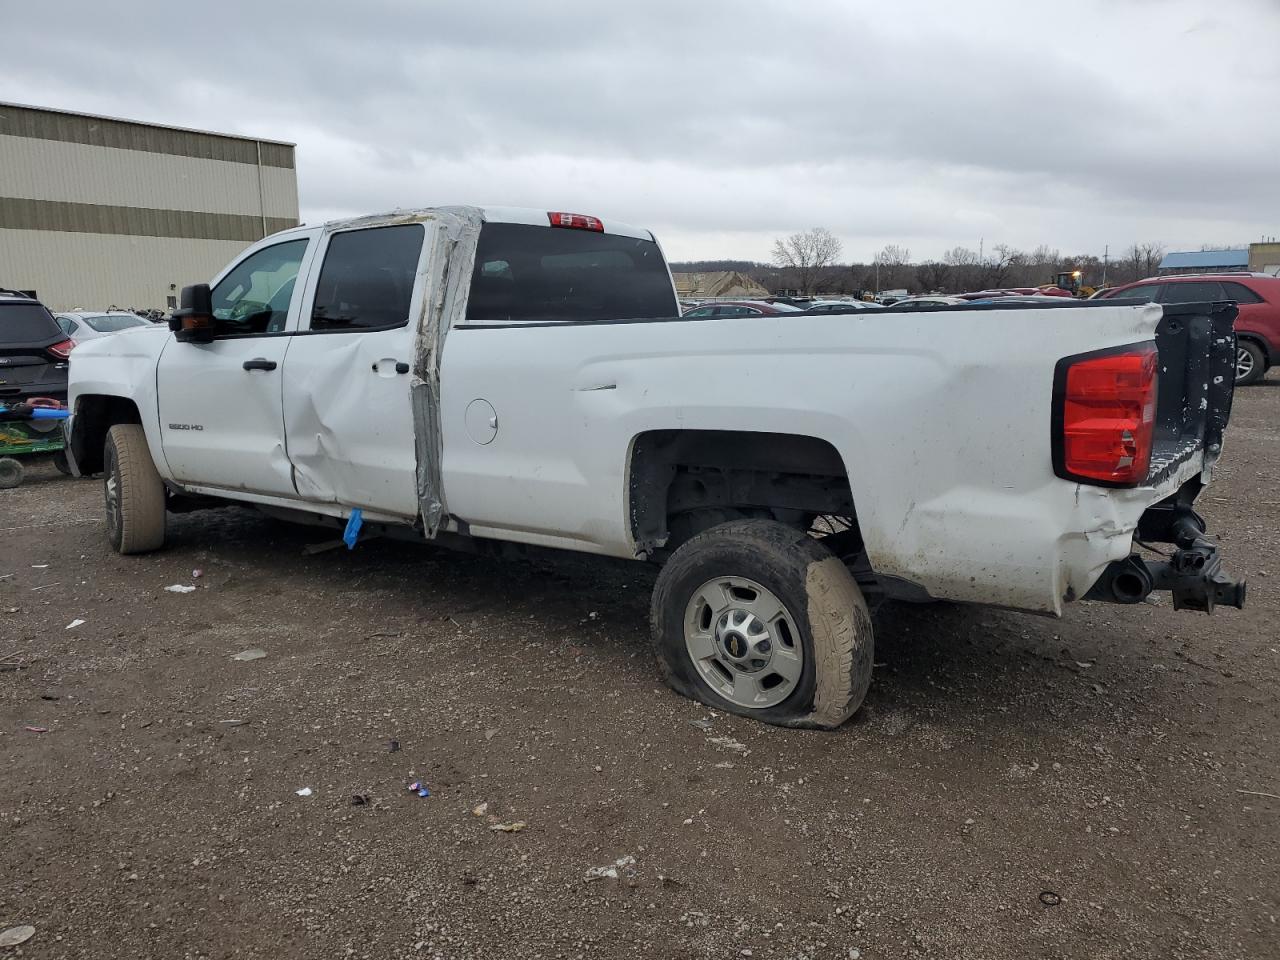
371,360,411,375
243,358,277,371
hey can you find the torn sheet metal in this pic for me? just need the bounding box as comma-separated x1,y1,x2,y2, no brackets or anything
283,209,475,523
411,206,483,538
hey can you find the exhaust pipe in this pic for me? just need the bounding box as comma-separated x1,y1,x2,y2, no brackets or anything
1089,555,1153,604
1086,548,1245,614
1109,559,1153,603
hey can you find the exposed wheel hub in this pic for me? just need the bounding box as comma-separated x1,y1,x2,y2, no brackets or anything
716,610,772,672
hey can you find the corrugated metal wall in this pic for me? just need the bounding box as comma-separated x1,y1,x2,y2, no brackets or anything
0,106,299,311
1,135,297,219
0,230,254,312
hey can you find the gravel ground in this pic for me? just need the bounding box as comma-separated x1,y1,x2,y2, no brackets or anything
2,376,1277,960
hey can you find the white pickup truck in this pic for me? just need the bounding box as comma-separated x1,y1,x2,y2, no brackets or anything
65,206,1245,727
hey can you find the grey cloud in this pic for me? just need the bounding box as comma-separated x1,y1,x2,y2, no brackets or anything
2,0,1278,261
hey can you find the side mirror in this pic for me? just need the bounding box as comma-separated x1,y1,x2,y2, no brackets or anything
170,284,215,343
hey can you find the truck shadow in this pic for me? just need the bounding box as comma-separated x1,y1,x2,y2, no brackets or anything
858,598,1176,739
164,509,1171,738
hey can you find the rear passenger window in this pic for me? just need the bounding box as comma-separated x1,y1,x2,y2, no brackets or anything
1161,281,1223,303
1220,281,1262,304
466,223,677,324
310,224,424,332
1106,284,1162,301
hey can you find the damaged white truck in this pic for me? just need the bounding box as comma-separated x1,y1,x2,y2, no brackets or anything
64,206,1245,727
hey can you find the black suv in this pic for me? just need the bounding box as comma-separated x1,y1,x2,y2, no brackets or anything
0,290,74,404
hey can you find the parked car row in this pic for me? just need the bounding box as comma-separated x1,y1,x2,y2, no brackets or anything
0,291,157,404
679,276,1276,384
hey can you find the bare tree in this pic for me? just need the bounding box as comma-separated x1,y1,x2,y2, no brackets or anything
872,244,912,291
914,261,951,293
1124,242,1165,282
1023,245,1061,286
772,228,843,295
874,244,911,267
943,246,979,267
983,244,1024,289
943,246,981,292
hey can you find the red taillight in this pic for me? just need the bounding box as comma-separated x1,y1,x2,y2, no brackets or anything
1054,344,1158,486
47,338,76,360
547,212,604,232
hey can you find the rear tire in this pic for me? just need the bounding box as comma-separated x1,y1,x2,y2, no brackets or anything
0,457,24,489
52,450,71,476
104,424,166,554
1236,340,1266,385
650,519,874,729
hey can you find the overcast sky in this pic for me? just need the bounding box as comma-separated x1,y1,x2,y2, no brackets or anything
3,0,1278,263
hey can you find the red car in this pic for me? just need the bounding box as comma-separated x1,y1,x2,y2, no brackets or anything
1099,274,1279,384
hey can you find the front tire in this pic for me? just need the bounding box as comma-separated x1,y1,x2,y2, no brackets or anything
650,519,874,729
1236,340,1266,385
104,424,166,554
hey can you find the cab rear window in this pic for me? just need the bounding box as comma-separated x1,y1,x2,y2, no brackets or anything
0,303,60,344
466,223,676,323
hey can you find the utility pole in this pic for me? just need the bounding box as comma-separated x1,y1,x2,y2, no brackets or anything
1101,244,1109,286
874,258,880,295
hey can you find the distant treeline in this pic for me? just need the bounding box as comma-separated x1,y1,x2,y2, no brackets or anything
671,241,1170,295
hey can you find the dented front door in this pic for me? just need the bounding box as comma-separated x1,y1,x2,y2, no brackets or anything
280,222,429,519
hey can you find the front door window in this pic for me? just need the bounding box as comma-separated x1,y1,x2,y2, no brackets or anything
210,239,309,336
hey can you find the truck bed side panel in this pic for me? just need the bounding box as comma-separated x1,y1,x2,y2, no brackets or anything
439,303,1183,614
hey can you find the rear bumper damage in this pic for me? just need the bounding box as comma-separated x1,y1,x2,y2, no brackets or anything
1085,497,1245,613
1083,302,1245,615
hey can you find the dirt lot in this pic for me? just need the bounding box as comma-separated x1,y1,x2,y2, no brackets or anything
2,378,1278,960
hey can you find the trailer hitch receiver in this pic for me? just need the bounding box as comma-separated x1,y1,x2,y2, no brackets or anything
1086,506,1245,614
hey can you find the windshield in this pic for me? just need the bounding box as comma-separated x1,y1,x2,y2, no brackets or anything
467,223,677,323
83,314,148,333
0,302,60,343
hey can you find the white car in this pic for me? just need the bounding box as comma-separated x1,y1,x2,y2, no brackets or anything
889,295,968,309
63,205,1245,729
55,311,151,343
805,299,883,312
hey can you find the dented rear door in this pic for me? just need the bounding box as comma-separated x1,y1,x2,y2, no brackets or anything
280,221,431,519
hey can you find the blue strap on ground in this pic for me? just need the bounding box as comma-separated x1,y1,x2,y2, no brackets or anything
343,508,363,550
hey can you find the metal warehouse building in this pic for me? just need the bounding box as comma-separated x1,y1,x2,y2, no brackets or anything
0,102,298,312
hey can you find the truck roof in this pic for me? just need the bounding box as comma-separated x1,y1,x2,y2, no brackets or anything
280,206,655,242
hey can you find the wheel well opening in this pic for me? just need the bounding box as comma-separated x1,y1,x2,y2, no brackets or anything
1238,334,1270,365
71,395,142,475
628,429,860,557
